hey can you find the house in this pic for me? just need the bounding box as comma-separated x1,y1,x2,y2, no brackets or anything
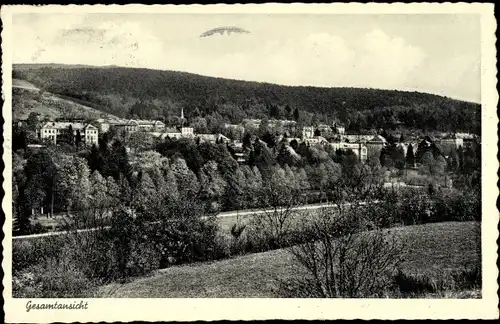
110,119,166,133
302,126,315,139
196,133,230,144
341,134,374,143
154,126,195,140
440,133,464,148
335,125,346,135
268,119,297,129
365,134,388,159
367,135,388,145
304,135,329,146
39,121,98,146
317,124,332,134
242,119,262,129
330,142,368,162
96,118,126,132
224,123,245,132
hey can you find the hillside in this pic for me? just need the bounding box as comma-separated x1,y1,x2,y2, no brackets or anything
13,64,481,133
97,221,480,298
12,78,121,121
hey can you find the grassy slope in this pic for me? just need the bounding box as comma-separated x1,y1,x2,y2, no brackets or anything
98,221,480,298
13,79,120,121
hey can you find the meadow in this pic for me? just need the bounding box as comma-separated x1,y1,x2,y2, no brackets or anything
96,221,481,298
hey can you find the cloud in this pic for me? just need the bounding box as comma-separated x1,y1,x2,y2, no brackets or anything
12,18,479,102
171,29,428,92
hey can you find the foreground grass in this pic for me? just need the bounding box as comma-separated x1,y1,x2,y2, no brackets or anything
97,221,480,298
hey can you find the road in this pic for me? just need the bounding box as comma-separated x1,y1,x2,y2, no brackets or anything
12,80,40,91
13,201,377,240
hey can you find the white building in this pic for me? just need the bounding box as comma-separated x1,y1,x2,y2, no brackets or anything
304,135,329,146
39,121,98,146
335,125,346,135
440,134,465,148
196,133,230,144
330,142,368,162
302,126,315,139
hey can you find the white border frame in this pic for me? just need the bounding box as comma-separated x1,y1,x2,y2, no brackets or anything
2,3,498,322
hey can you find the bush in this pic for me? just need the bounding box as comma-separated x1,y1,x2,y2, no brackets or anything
13,236,65,276
13,258,95,298
279,208,407,298
126,240,162,277
372,188,480,228
431,189,480,222
392,264,481,297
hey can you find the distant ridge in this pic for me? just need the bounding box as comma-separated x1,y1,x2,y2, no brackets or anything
12,63,481,134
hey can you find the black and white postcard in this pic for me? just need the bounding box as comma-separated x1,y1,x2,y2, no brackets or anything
2,3,498,322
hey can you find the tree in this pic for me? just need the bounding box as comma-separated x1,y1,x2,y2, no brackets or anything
12,126,28,152
405,144,415,168
261,131,277,149
170,157,199,198
127,131,155,153
431,155,447,177
241,165,263,208
394,146,406,170
277,143,297,167
447,147,460,172
65,125,75,146
293,107,300,121
199,160,227,211
190,116,208,134
23,150,56,219
258,118,270,137
420,151,435,175
135,171,157,218
285,104,292,118
26,112,39,132
164,169,180,200
55,155,90,215
251,139,276,178
89,170,111,227
254,165,304,248
242,133,253,150
222,167,246,211
103,140,131,181
282,207,406,297
75,130,82,149
295,168,311,191
269,104,280,119
130,150,169,174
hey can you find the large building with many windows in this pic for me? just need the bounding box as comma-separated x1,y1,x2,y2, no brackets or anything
39,121,99,146
330,142,368,162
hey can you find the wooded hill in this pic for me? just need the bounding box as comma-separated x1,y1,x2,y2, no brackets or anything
13,64,481,134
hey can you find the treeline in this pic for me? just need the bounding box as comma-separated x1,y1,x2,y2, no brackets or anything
13,65,480,133
12,125,384,235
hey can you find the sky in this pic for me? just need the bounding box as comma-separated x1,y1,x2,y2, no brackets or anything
12,13,481,103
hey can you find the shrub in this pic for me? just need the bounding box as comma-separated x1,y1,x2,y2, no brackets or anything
13,236,65,276
392,264,481,297
13,258,95,298
280,208,407,298
126,240,162,277
431,189,480,222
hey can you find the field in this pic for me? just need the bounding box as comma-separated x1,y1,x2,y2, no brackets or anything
97,221,481,298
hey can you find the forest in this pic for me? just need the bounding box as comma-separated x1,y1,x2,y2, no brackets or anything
13,65,481,134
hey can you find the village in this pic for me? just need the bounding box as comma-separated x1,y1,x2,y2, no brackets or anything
19,107,478,169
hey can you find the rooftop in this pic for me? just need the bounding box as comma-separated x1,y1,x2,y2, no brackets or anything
41,121,97,130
